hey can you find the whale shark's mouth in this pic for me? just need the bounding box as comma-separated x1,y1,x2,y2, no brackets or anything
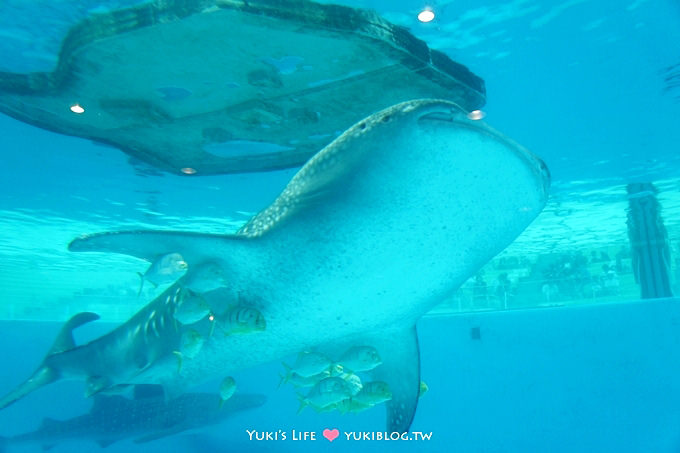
417,110,460,123
417,106,551,197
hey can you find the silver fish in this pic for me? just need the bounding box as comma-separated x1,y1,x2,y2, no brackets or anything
138,252,188,295
283,351,333,379
297,377,351,413
338,345,382,373
172,288,211,325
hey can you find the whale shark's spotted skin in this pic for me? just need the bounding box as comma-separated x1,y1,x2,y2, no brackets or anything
239,101,423,237
0,99,550,433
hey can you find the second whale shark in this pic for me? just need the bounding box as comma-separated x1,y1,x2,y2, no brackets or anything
0,386,265,451
0,99,550,432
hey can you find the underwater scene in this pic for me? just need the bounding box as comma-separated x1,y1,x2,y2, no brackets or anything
1,0,679,452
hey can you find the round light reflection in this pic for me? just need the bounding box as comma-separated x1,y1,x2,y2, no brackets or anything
70,104,85,114
467,110,486,120
418,9,435,23
181,167,197,175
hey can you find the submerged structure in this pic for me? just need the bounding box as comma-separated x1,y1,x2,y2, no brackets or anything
626,183,673,299
0,0,485,175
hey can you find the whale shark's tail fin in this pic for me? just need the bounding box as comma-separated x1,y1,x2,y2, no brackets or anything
0,312,100,411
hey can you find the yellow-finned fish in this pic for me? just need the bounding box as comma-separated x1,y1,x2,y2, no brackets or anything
336,398,373,415
172,288,211,325
220,306,266,335
297,377,351,413
279,370,330,388
180,329,204,359
352,381,392,405
419,380,428,397
283,351,333,379
219,376,237,403
337,371,363,396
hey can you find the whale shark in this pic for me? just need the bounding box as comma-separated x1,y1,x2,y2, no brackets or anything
0,386,265,451
0,99,550,432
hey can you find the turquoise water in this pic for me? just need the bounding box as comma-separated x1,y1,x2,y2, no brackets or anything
1,0,680,451
2,300,680,451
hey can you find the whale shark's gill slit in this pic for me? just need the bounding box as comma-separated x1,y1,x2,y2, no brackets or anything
417,111,456,123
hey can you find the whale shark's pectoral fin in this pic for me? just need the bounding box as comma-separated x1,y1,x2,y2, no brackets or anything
369,326,421,433
68,230,249,264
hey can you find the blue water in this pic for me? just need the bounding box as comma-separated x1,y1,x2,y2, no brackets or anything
1,0,680,452
2,300,680,452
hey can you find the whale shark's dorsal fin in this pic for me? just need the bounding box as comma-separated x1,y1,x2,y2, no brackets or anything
49,312,100,355
238,102,410,238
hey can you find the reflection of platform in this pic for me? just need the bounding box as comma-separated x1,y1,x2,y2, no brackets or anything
0,0,485,175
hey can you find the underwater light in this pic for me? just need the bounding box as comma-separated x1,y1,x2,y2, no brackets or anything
467,110,486,120
181,167,197,175
418,9,435,23
70,103,85,114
